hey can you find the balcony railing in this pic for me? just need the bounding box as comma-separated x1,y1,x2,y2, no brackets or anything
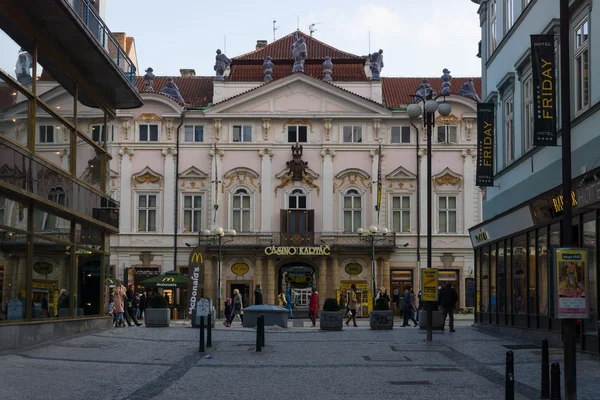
66,0,136,84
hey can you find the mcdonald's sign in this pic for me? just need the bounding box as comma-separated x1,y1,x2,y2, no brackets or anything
190,252,204,265
162,277,175,282
187,246,206,317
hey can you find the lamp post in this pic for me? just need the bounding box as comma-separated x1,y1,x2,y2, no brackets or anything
202,227,236,319
407,72,453,342
358,225,389,306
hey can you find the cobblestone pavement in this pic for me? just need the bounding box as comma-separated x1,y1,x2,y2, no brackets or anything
1,317,599,399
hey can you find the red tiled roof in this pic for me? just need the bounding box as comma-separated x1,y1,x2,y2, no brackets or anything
234,31,362,61
229,62,367,82
382,77,482,109
0,83,17,110
134,76,214,107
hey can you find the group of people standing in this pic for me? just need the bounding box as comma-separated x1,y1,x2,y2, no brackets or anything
109,280,144,327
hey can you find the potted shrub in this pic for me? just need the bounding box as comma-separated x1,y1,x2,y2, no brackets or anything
320,298,343,331
369,297,393,330
145,294,170,327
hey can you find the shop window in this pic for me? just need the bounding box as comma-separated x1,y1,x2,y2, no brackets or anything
183,195,202,232
512,235,526,315
287,125,308,143
0,228,27,322
392,196,411,233
76,250,102,316
491,244,497,313
528,232,537,315
482,246,490,313
583,215,597,333
538,230,549,315
232,125,252,143
342,126,362,143
31,239,71,319
506,240,512,314
232,188,251,232
343,189,362,233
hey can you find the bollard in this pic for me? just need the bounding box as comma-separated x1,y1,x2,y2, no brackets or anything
256,316,262,352
199,316,205,353
550,362,561,400
541,338,550,399
259,315,265,347
505,350,515,400
207,314,212,348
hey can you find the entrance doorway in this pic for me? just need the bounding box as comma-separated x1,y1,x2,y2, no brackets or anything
229,283,250,308
278,262,315,318
390,269,414,316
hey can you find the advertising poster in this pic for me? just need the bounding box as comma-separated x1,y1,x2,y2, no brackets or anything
531,34,557,146
421,268,438,302
555,248,587,319
187,246,205,317
476,102,495,186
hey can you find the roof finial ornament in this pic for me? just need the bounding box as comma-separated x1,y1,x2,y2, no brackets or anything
15,48,33,85
369,49,384,81
214,49,231,81
440,68,452,96
323,56,333,81
292,32,307,73
143,67,155,92
414,79,435,102
159,77,185,104
263,56,274,82
458,77,481,102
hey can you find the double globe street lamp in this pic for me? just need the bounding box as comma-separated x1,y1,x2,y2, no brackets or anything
357,225,389,306
202,227,236,319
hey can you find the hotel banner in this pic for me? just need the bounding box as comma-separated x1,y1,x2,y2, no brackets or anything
531,34,557,146
476,103,495,187
555,248,587,319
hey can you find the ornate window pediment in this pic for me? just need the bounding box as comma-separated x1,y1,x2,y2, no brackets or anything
223,167,260,193
386,166,416,181
435,113,461,126
133,167,163,188
335,168,370,180
432,167,463,188
333,168,372,194
179,166,208,189
136,113,162,122
275,167,319,180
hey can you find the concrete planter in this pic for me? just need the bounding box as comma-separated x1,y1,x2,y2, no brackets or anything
145,308,170,327
418,310,444,330
369,310,394,330
320,311,343,331
243,305,288,328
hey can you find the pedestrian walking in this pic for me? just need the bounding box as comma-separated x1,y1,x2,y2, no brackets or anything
125,285,142,327
254,284,263,305
345,284,358,327
232,288,244,325
439,282,459,332
377,287,391,309
113,280,126,327
139,291,147,320
416,290,423,321
308,290,319,327
402,288,418,327
285,289,294,319
223,298,233,327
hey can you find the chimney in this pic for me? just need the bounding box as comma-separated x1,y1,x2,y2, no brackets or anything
180,69,196,77
113,32,126,49
256,40,268,50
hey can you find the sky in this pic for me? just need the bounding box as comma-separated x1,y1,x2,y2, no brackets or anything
0,0,482,79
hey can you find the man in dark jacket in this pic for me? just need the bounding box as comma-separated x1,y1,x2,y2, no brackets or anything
124,285,142,326
438,283,459,332
254,284,263,305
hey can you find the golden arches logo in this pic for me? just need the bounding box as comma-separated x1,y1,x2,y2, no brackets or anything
162,277,175,282
190,252,203,264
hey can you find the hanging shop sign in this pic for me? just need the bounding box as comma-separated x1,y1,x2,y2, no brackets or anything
33,262,54,275
391,270,413,284
555,248,588,319
421,268,438,302
531,34,557,146
264,245,331,256
186,246,205,317
476,102,495,186
231,263,249,276
345,263,363,276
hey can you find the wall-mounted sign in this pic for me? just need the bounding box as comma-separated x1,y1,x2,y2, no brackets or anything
476,102,495,186
391,270,413,284
421,268,438,302
469,206,534,247
33,262,53,275
576,180,600,209
555,248,587,319
264,245,331,256
531,34,557,146
551,191,578,214
286,275,313,283
345,263,363,276
231,263,249,276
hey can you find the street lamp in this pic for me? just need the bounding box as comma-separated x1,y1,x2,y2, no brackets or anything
407,71,453,342
358,225,389,306
202,227,236,319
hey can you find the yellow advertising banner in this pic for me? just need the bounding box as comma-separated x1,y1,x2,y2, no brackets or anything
421,268,438,302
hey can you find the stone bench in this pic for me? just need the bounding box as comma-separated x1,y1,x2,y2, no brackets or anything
242,305,288,328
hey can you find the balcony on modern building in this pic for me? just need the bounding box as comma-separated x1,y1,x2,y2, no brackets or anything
0,0,143,113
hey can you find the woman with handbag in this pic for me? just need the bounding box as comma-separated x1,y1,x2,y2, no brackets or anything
231,289,244,325
344,284,358,327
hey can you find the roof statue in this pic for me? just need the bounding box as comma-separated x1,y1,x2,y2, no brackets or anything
291,33,307,73
15,48,33,85
159,77,185,104
323,56,333,81
414,78,435,102
214,49,231,81
458,78,482,102
440,68,452,96
263,56,274,81
143,67,155,92
286,142,308,181
369,49,384,81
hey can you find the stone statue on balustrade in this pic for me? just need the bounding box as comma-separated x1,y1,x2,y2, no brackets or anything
291,33,307,73
414,78,435,102
15,48,33,85
458,78,481,102
323,56,333,81
263,56,274,81
143,67,155,92
440,68,452,96
369,49,384,81
214,49,231,81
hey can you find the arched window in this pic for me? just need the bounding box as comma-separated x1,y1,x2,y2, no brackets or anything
343,189,362,233
288,188,307,209
232,188,251,232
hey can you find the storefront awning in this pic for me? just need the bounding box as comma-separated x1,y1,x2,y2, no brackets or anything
139,270,188,289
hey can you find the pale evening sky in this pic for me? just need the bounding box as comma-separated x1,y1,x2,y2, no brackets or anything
0,0,482,79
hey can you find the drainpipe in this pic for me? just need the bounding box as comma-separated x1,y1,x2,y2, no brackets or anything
411,120,421,268
174,111,186,274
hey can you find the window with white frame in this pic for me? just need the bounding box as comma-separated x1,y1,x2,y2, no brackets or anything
39,125,55,143
343,189,362,233
392,196,411,233
138,194,157,232
288,188,307,209
184,125,204,143
574,17,589,112
436,125,458,144
505,0,514,32
232,188,251,232
504,96,515,163
489,0,497,56
391,126,411,144
90,124,106,143
342,126,362,143
523,75,534,151
287,125,308,143
438,196,457,234
139,124,159,142
232,125,252,143
183,195,202,232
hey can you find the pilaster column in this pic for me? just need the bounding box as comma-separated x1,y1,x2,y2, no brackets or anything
377,257,383,288
209,147,224,230
418,149,428,255
203,257,213,301
321,149,335,232
318,258,328,310
267,258,276,305
370,149,379,226
382,258,391,291
259,148,274,231
331,257,340,300
462,150,475,233
162,148,177,234
254,256,264,297
118,147,134,233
